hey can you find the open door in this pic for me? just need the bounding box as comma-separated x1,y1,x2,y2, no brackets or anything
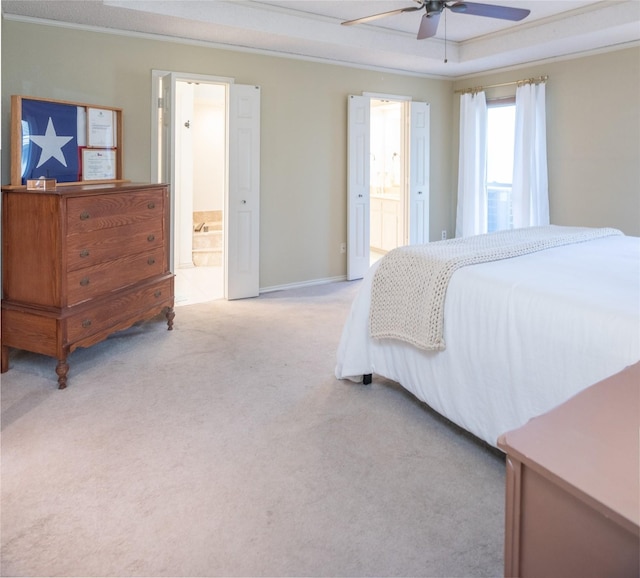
155,71,176,270
175,81,195,269
409,101,430,245
227,84,261,300
153,73,261,300
347,95,371,281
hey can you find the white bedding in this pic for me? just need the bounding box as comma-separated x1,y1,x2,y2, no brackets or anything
335,234,640,447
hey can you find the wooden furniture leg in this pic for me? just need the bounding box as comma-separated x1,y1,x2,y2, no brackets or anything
55,358,69,390
166,306,175,330
1,345,8,373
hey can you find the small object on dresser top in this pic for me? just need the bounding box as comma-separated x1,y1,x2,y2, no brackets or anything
26,177,56,190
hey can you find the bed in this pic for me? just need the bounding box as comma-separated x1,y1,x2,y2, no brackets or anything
335,225,640,447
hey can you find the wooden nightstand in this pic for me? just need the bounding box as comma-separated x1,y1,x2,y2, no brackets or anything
497,362,640,578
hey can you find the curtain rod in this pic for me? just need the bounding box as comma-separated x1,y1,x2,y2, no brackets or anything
455,75,548,95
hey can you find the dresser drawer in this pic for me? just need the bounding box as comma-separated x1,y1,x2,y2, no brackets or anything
67,247,165,305
66,189,164,234
66,220,164,271
66,278,173,343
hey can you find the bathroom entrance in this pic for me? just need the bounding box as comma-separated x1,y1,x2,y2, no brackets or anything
174,80,226,305
369,98,406,265
153,71,261,304
347,94,430,281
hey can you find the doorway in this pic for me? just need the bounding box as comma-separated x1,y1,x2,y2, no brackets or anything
347,94,430,281
153,71,262,302
174,80,226,305
369,98,407,265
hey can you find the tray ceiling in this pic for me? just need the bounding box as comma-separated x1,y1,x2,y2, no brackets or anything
3,0,639,77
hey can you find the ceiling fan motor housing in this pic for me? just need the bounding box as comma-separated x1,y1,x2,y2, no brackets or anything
425,1,445,15
427,1,469,15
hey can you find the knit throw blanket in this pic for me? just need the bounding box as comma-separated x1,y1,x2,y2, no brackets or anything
369,225,622,351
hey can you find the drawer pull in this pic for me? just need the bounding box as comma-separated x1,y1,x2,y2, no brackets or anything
154,290,162,298
80,211,90,220
80,277,90,287
147,202,156,210
147,257,156,265
82,319,92,329
147,234,155,242
79,249,90,258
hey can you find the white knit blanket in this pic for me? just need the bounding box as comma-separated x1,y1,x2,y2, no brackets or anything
369,225,623,351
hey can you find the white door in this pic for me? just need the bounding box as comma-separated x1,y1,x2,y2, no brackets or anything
227,84,261,300
347,95,370,281
155,71,177,269
153,73,260,300
409,101,430,245
176,81,195,268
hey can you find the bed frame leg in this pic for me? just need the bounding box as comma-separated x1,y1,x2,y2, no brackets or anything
363,374,372,385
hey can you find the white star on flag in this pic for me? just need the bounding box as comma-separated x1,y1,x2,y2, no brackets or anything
29,117,74,168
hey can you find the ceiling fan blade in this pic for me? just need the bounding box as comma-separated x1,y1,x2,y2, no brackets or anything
417,12,440,39
342,5,423,27
449,2,530,21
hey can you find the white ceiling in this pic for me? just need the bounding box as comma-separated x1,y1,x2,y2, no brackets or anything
3,0,639,77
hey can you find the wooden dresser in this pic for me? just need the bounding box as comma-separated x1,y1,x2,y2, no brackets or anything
497,363,640,578
1,182,175,388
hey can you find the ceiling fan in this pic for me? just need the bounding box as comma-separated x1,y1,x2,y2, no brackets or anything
341,0,531,40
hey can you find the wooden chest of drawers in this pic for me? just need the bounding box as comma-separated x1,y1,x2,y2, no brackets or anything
1,183,175,388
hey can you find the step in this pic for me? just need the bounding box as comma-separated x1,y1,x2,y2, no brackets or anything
193,229,223,250
192,248,222,267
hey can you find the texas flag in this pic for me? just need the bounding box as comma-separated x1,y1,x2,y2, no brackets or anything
21,99,81,184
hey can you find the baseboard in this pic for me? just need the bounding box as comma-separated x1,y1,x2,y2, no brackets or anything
259,275,348,294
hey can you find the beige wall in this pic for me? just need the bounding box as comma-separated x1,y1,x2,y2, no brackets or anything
2,20,638,291
452,47,640,236
1,19,454,289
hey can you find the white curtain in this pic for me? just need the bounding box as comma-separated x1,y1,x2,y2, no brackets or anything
455,91,487,237
512,82,549,228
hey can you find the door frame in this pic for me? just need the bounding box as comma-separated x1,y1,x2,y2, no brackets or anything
347,92,430,281
151,70,234,274
151,71,261,299
366,92,412,251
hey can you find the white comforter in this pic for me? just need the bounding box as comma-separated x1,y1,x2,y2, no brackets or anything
335,234,640,447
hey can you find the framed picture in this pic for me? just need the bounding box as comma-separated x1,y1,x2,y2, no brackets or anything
81,148,117,181
87,107,116,147
10,95,123,187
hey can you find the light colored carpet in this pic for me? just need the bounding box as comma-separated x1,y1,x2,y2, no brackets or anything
1,281,505,577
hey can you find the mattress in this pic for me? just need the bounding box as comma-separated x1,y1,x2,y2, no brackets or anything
335,233,640,446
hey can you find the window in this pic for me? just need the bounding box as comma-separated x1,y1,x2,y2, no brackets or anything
486,100,515,232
